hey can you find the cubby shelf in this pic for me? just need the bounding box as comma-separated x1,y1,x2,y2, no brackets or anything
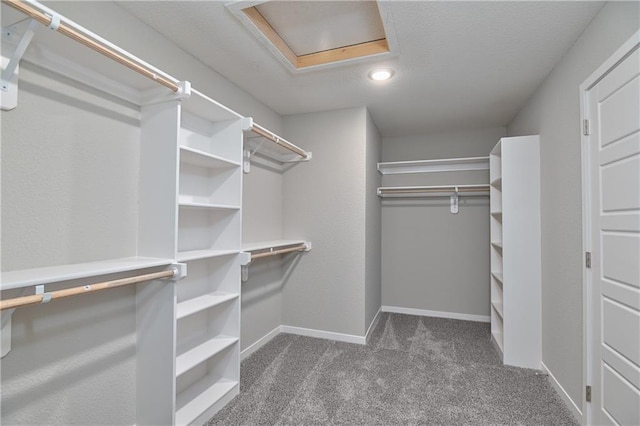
490,211,503,221
180,146,241,169
490,177,502,190
178,200,241,210
176,249,239,263
0,257,174,290
176,336,238,377
176,377,238,426
491,301,504,319
176,292,239,320
491,272,504,284
491,241,503,251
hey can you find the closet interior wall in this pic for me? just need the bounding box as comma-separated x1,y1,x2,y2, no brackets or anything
241,131,286,352
0,2,282,424
282,107,382,339
506,1,639,411
381,127,506,319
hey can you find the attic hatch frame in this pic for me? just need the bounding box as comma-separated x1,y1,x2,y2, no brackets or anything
226,0,398,72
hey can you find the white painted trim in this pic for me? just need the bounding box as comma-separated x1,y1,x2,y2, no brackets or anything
382,305,490,323
541,361,582,423
365,307,382,343
241,326,282,361
280,325,366,345
580,30,640,426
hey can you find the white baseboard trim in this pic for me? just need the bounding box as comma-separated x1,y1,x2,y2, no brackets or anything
382,305,490,323
281,325,366,345
241,326,282,361
365,307,382,343
541,361,582,423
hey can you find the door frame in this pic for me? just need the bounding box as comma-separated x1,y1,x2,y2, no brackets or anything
580,29,640,426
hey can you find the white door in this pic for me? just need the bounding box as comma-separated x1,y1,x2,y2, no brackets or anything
584,37,640,425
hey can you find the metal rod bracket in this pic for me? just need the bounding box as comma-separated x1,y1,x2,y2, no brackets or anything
168,263,187,281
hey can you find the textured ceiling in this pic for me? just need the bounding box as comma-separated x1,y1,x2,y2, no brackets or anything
118,1,604,137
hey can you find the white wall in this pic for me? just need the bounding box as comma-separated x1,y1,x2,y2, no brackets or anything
241,156,285,351
507,1,639,408
381,127,505,318
1,2,283,424
282,107,372,337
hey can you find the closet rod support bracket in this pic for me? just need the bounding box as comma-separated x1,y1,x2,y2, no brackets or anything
168,263,187,281
1,18,39,110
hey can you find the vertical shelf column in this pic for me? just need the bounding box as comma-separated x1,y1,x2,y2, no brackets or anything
136,100,181,425
489,136,541,370
174,102,246,425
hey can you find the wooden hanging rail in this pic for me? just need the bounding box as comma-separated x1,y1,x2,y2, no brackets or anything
249,243,309,260
0,269,175,311
378,184,490,197
2,0,181,93
250,123,310,160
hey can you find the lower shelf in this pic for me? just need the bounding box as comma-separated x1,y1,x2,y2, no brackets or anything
176,377,238,426
176,336,238,377
491,300,504,319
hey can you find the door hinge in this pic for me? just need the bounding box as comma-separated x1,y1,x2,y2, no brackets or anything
586,385,592,402
586,251,592,269
583,119,590,136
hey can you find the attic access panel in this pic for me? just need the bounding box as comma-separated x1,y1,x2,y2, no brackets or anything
227,0,397,72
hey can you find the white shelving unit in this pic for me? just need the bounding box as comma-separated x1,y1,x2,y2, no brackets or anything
173,92,247,425
489,135,541,370
0,2,289,424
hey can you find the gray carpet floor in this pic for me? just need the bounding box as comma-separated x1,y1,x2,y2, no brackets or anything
207,313,578,425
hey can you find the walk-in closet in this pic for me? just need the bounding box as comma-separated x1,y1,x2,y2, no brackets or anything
1,1,638,425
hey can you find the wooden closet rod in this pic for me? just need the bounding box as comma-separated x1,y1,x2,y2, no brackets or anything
250,244,308,260
0,269,175,311
3,0,181,93
250,123,309,159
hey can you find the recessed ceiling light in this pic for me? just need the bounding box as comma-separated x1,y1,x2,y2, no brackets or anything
368,68,394,81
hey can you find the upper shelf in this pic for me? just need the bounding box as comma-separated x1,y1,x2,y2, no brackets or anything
1,256,174,291
377,156,490,175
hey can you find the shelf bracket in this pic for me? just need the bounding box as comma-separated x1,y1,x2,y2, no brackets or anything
1,18,40,111
1,308,16,358
450,187,459,214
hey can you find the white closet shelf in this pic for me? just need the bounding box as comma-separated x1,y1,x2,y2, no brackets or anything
491,272,504,284
377,156,490,175
178,200,241,210
491,301,504,319
176,335,238,377
180,146,241,169
177,292,239,320
490,177,503,190
181,89,243,124
491,211,503,221
176,377,237,426
491,241,503,251
493,331,504,352
177,249,239,263
1,256,174,291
